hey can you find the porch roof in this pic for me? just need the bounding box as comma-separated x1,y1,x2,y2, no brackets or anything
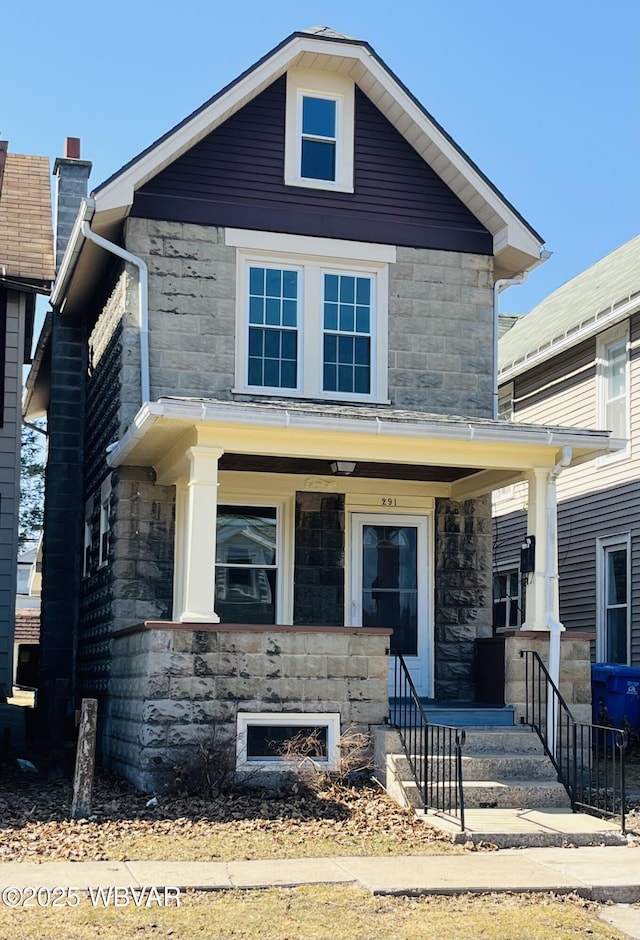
107,397,623,498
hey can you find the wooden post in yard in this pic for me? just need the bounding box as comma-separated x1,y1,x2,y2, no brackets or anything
71,698,98,820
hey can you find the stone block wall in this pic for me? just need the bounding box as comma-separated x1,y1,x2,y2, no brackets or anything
124,219,494,419
107,623,390,791
388,248,494,416
294,492,345,625
434,496,493,700
504,632,593,725
110,468,175,632
124,219,236,403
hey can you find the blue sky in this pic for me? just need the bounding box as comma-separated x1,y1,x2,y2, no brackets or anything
4,0,639,313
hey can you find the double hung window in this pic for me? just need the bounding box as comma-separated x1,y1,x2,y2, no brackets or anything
301,96,337,182
597,536,630,664
215,506,278,624
493,569,521,630
597,323,629,459
230,232,393,403
323,273,372,395
284,70,354,192
248,267,298,390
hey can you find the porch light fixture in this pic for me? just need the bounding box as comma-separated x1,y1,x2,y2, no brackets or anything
330,461,356,475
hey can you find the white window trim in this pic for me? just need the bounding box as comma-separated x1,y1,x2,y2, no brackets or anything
492,565,521,631
98,475,112,568
236,712,341,770
596,533,631,664
232,239,390,404
284,69,354,193
596,322,630,464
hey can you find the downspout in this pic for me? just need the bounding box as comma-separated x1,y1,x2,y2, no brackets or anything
79,208,150,405
492,251,552,419
546,445,572,757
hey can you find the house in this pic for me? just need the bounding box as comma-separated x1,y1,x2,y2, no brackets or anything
496,236,640,668
25,28,620,789
0,142,53,718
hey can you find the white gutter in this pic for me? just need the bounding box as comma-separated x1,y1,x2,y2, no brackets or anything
106,398,621,468
79,217,150,405
492,251,552,418
546,445,572,758
51,197,150,405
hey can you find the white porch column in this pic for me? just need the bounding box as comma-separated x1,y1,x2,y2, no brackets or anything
522,468,550,631
178,445,224,623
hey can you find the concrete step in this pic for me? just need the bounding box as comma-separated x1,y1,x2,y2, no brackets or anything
398,774,570,810
456,779,571,810
416,807,628,848
462,728,545,754
390,751,558,781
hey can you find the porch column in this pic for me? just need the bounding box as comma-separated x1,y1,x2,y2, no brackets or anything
178,445,224,623
522,468,549,631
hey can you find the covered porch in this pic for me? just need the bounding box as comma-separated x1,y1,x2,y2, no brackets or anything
102,397,621,788
106,397,619,700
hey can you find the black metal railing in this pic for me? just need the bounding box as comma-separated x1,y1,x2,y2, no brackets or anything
390,654,465,830
522,650,627,830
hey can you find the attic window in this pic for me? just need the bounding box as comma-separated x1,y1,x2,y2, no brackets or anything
301,96,337,181
285,69,354,193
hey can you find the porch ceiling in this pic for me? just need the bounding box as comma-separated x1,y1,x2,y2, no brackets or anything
106,397,623,497
218,453,476,483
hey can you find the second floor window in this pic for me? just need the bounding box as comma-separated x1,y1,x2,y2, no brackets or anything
597,323,629,456
236,250,389,404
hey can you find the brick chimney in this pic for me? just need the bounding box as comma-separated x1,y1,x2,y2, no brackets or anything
53,137,92,270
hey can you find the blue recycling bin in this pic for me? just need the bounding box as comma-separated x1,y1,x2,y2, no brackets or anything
591,663,640,731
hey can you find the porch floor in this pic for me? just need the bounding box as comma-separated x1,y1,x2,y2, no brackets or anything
419,806,627,848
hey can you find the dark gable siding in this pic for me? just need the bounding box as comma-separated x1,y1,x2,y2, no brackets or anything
132,77,492,255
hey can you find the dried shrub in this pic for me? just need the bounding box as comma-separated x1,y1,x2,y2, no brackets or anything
276,726,373,794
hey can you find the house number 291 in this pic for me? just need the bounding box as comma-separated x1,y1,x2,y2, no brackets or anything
381,498,397,506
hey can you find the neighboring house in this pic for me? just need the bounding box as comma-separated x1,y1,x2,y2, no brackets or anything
496,237,640,665
15,540,41,690
0,142,53,702
25,27,618,788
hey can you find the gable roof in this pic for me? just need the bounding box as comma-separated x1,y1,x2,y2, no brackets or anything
90,28,544,281
0,146,54,291
499,236,640,381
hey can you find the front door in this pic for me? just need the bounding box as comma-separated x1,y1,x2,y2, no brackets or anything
351,514,432,698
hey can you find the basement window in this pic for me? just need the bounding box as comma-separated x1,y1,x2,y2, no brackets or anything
236,712,340,770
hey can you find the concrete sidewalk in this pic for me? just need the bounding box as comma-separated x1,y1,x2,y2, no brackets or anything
0,845,638,903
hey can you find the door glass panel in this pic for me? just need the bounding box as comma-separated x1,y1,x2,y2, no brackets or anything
361,525,418,655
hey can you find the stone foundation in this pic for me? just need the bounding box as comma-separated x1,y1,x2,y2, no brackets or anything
107,621,391,791
504,631,593,725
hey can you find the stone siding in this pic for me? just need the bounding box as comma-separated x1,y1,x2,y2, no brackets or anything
109,468,175,632
388,248,494,417
124,219,236,403
504,632,593,725
107,624,390,791
294,492,345,625
434,496,493,700
124,220,493,417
